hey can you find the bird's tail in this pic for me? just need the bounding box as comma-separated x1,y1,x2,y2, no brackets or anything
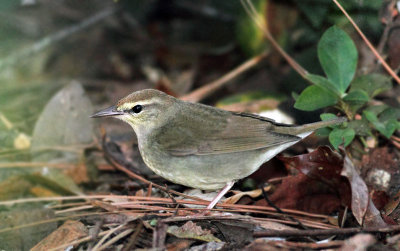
275,117,347,136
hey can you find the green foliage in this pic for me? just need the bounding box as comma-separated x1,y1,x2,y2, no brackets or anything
350,74,392,98
363,107,400,139
294,26,398,149
329,128,355,149
294,85,338,111
318,26,358,94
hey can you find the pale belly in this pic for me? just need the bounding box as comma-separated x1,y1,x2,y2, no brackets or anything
139,140,301,190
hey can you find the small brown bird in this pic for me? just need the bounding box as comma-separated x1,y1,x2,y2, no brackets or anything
92,89,345,209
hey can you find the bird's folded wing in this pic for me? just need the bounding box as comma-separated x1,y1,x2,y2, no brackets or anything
156,112,301,156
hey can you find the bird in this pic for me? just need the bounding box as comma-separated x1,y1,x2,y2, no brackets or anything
91,89,346,210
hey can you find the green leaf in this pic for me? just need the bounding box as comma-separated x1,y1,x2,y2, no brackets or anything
382,119,400,138
347,119,371,136
305,74,341,96
329,128,355,149
320,113,338,121
343,90,369,103
343,90,369,114
291,92,299,101
350,74,392,98
316,127,331,137
318,26,358,94
364,105,388,116
379,108,400,123
294,85,338,111
363,110,398,139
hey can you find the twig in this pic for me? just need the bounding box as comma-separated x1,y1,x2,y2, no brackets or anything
147,182,153,197
241,0,308,78
87,218,105,250
267,240,343,249
0,162,75,169
153,221,168,249
333,0,400,84
0,7,118,72
96,228,134,251
122,221,143,251
92,223,127,251
254,225,400,237
180,52,268,102
0,195,331,220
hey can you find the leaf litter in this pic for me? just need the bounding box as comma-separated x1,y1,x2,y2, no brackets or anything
0,0,399,250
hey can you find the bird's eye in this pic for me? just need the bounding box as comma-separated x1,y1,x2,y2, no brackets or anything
131,105,142,114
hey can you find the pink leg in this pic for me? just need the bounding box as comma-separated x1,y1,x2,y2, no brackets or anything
206,181,235,210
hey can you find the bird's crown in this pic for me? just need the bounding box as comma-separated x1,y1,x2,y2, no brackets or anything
116,89,171,111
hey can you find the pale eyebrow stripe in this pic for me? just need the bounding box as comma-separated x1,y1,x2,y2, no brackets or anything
119,101,162,112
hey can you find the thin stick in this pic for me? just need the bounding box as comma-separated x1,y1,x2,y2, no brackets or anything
268,240,343,249
0,162,75,169
0,195,331,219
333,0,400,84
122,221,143,251
96,229,134,251
92,223,127,251
180,52,268,102
254,224,400,237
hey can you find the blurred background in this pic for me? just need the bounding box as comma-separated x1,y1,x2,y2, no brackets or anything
0,0,398,249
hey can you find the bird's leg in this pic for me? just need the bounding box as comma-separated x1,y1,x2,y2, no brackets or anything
206,181,235,210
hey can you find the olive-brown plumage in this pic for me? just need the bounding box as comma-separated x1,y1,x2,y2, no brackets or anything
92,89,345,207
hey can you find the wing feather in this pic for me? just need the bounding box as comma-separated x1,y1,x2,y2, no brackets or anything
155,107,300,156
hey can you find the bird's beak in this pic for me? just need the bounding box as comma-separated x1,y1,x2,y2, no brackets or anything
90,105,124,118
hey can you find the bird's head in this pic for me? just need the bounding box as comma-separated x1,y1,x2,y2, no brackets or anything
91,89,176,134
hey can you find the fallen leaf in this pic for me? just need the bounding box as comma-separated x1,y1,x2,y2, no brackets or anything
279,146,344,187
278,146,386,226
32,81,94,161
341,155,369,225
31,220,88,251
30,82,95,194
384,189,400,215
342,155,387,227
189,242,226,251
168,221,221,243
257,173,343,214
224,185,272,205
340,234,376,251
166,239,194,251
245,239,281,251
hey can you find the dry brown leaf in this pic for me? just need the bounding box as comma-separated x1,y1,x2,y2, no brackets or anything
31,220,88,251
224,185,272,205
342,155,387,227
168,221,221,243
